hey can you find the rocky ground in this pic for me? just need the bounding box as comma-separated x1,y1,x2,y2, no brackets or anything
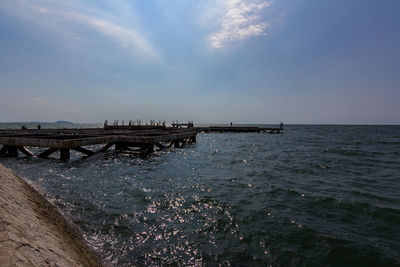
0,163,103,266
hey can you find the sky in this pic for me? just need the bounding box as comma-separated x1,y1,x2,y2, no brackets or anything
0,0,399,124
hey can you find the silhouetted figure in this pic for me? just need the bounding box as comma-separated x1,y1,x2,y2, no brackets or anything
37,124,41,129
21,125,27,130
280,122,283,129
230,122,233,127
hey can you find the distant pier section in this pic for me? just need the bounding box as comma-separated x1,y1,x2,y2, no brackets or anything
194,126,282,133
172,121,283,133
0,121,283,161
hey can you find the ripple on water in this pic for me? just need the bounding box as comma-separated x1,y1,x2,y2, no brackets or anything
1,125,400,265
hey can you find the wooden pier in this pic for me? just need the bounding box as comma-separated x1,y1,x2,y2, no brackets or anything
167,121,283,133
193,126,282,133
0,122,283,161
0,126,196,161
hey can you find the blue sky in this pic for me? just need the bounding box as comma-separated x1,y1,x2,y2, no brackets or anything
0,0,399,124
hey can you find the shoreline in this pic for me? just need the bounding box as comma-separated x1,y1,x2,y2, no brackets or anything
0,163,103,266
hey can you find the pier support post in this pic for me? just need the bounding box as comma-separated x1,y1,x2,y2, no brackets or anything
7,146,18,157
98,143,114,153
18,146,34,157
38,148,58,158
115,143,122,151
115,143,128,151
0,145,8,155
145,144,154,153
173,140,180,148
168,140,174,148
136,143,154,153
60,148,70,161
72,147,95,156
155,143,165,151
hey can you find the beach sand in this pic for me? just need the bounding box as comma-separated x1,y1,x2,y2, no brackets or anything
0,163,103,266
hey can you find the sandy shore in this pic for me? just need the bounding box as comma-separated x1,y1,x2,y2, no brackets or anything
0,163,103,266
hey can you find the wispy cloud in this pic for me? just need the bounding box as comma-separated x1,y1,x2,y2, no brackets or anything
62,11,157,58
0,0,158,60
32,97,49,107
209,0,272,48
31,97,80,115
61,110,80,115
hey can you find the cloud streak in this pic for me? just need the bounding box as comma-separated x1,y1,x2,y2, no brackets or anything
0,0,157,60
63,11,157,59
209,0,272,48
31,97,80,115
31,97,49,107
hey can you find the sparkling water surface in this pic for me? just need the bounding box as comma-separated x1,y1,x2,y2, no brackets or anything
1,124,399,266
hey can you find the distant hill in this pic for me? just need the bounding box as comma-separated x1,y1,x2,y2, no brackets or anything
54,121,73,124
1,121,74,124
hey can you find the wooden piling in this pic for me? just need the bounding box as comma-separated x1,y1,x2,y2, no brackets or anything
143,144,154,153
72,147,95,156
7,146,18,157
60,148,70,161
0,145,8,155
181,139,186,148
173,140,180,148
155,143,165,151
98,143,114,153
115,143,127,151
38,148,58,158
18,146,34,157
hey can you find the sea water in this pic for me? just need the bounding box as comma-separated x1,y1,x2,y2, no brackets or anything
1,124,399,266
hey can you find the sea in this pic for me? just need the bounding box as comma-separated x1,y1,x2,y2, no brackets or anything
1,123,399,266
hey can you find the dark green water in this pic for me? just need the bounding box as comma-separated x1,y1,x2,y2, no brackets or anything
1,125,399,266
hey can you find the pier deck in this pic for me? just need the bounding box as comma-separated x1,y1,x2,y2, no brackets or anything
0,123,283,160
166,122,283,133
0,127,196,160
193,126,282,133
